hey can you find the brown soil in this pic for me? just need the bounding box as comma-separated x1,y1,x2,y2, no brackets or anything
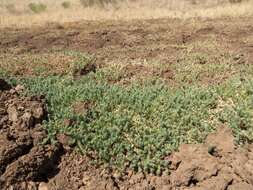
1,18,253,56
122,64,174,80
1,17,253,75
72,101,94,116
0,80,64,190
106,63,174,85
1,79,253,190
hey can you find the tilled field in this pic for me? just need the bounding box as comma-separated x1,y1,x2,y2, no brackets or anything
0,17,253,61
1,17,253,190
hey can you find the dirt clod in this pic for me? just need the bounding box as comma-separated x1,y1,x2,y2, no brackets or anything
0,86,63,190
206,125,235,154
38,182,49,190
1,144,63,187
73,63,96,79
0,79,11,91
167,127,253,190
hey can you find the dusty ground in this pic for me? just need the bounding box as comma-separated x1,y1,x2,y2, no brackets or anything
1,17,253,190
1,17,253,86
1,80,253,190
1,17,253,62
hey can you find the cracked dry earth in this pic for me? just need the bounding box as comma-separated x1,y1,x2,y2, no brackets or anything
1,79,253,190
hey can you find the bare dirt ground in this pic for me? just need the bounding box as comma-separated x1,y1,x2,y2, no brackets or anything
1,17,253,64
1,17,253,190
1,17,253,86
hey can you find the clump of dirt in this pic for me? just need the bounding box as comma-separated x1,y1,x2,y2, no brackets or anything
73,63,97,79
0,78,12,91
167,126,253,190
0,79,63,190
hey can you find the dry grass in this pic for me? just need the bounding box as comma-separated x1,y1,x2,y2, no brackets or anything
0,0,253,27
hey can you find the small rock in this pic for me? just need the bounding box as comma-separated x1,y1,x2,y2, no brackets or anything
56,133,71,147
15,85,25,93
9,89,16,94
21,112,34,128
17,106,25,111
38,182,49,190
205,126,235,154
7,105,19,123
112,171,121,180
31,104,44,119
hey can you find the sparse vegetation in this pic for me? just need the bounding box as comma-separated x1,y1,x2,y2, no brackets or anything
62,1,71,9
1,0,253,27
80,0,118,7
2,48,253,173
229,0,243,3
28,3,47,14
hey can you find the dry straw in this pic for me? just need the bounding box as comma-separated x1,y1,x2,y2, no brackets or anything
0,0,252,27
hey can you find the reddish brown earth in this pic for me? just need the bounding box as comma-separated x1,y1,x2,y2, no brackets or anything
1,17,253,65
1,17,253,88
1,79,253,190
1,17,253,86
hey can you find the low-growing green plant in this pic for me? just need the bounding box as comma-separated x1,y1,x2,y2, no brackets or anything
11,69,252,174
28,3,47,14
5,50,253,175
62,1,71,9
229,0,244,3
80,0,119,7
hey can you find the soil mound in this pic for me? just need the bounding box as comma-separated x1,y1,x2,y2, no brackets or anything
1,79,253,190
167,126,253,190
0,80,63,190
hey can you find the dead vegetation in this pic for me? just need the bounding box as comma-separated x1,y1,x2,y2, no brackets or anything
1,0,253,27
